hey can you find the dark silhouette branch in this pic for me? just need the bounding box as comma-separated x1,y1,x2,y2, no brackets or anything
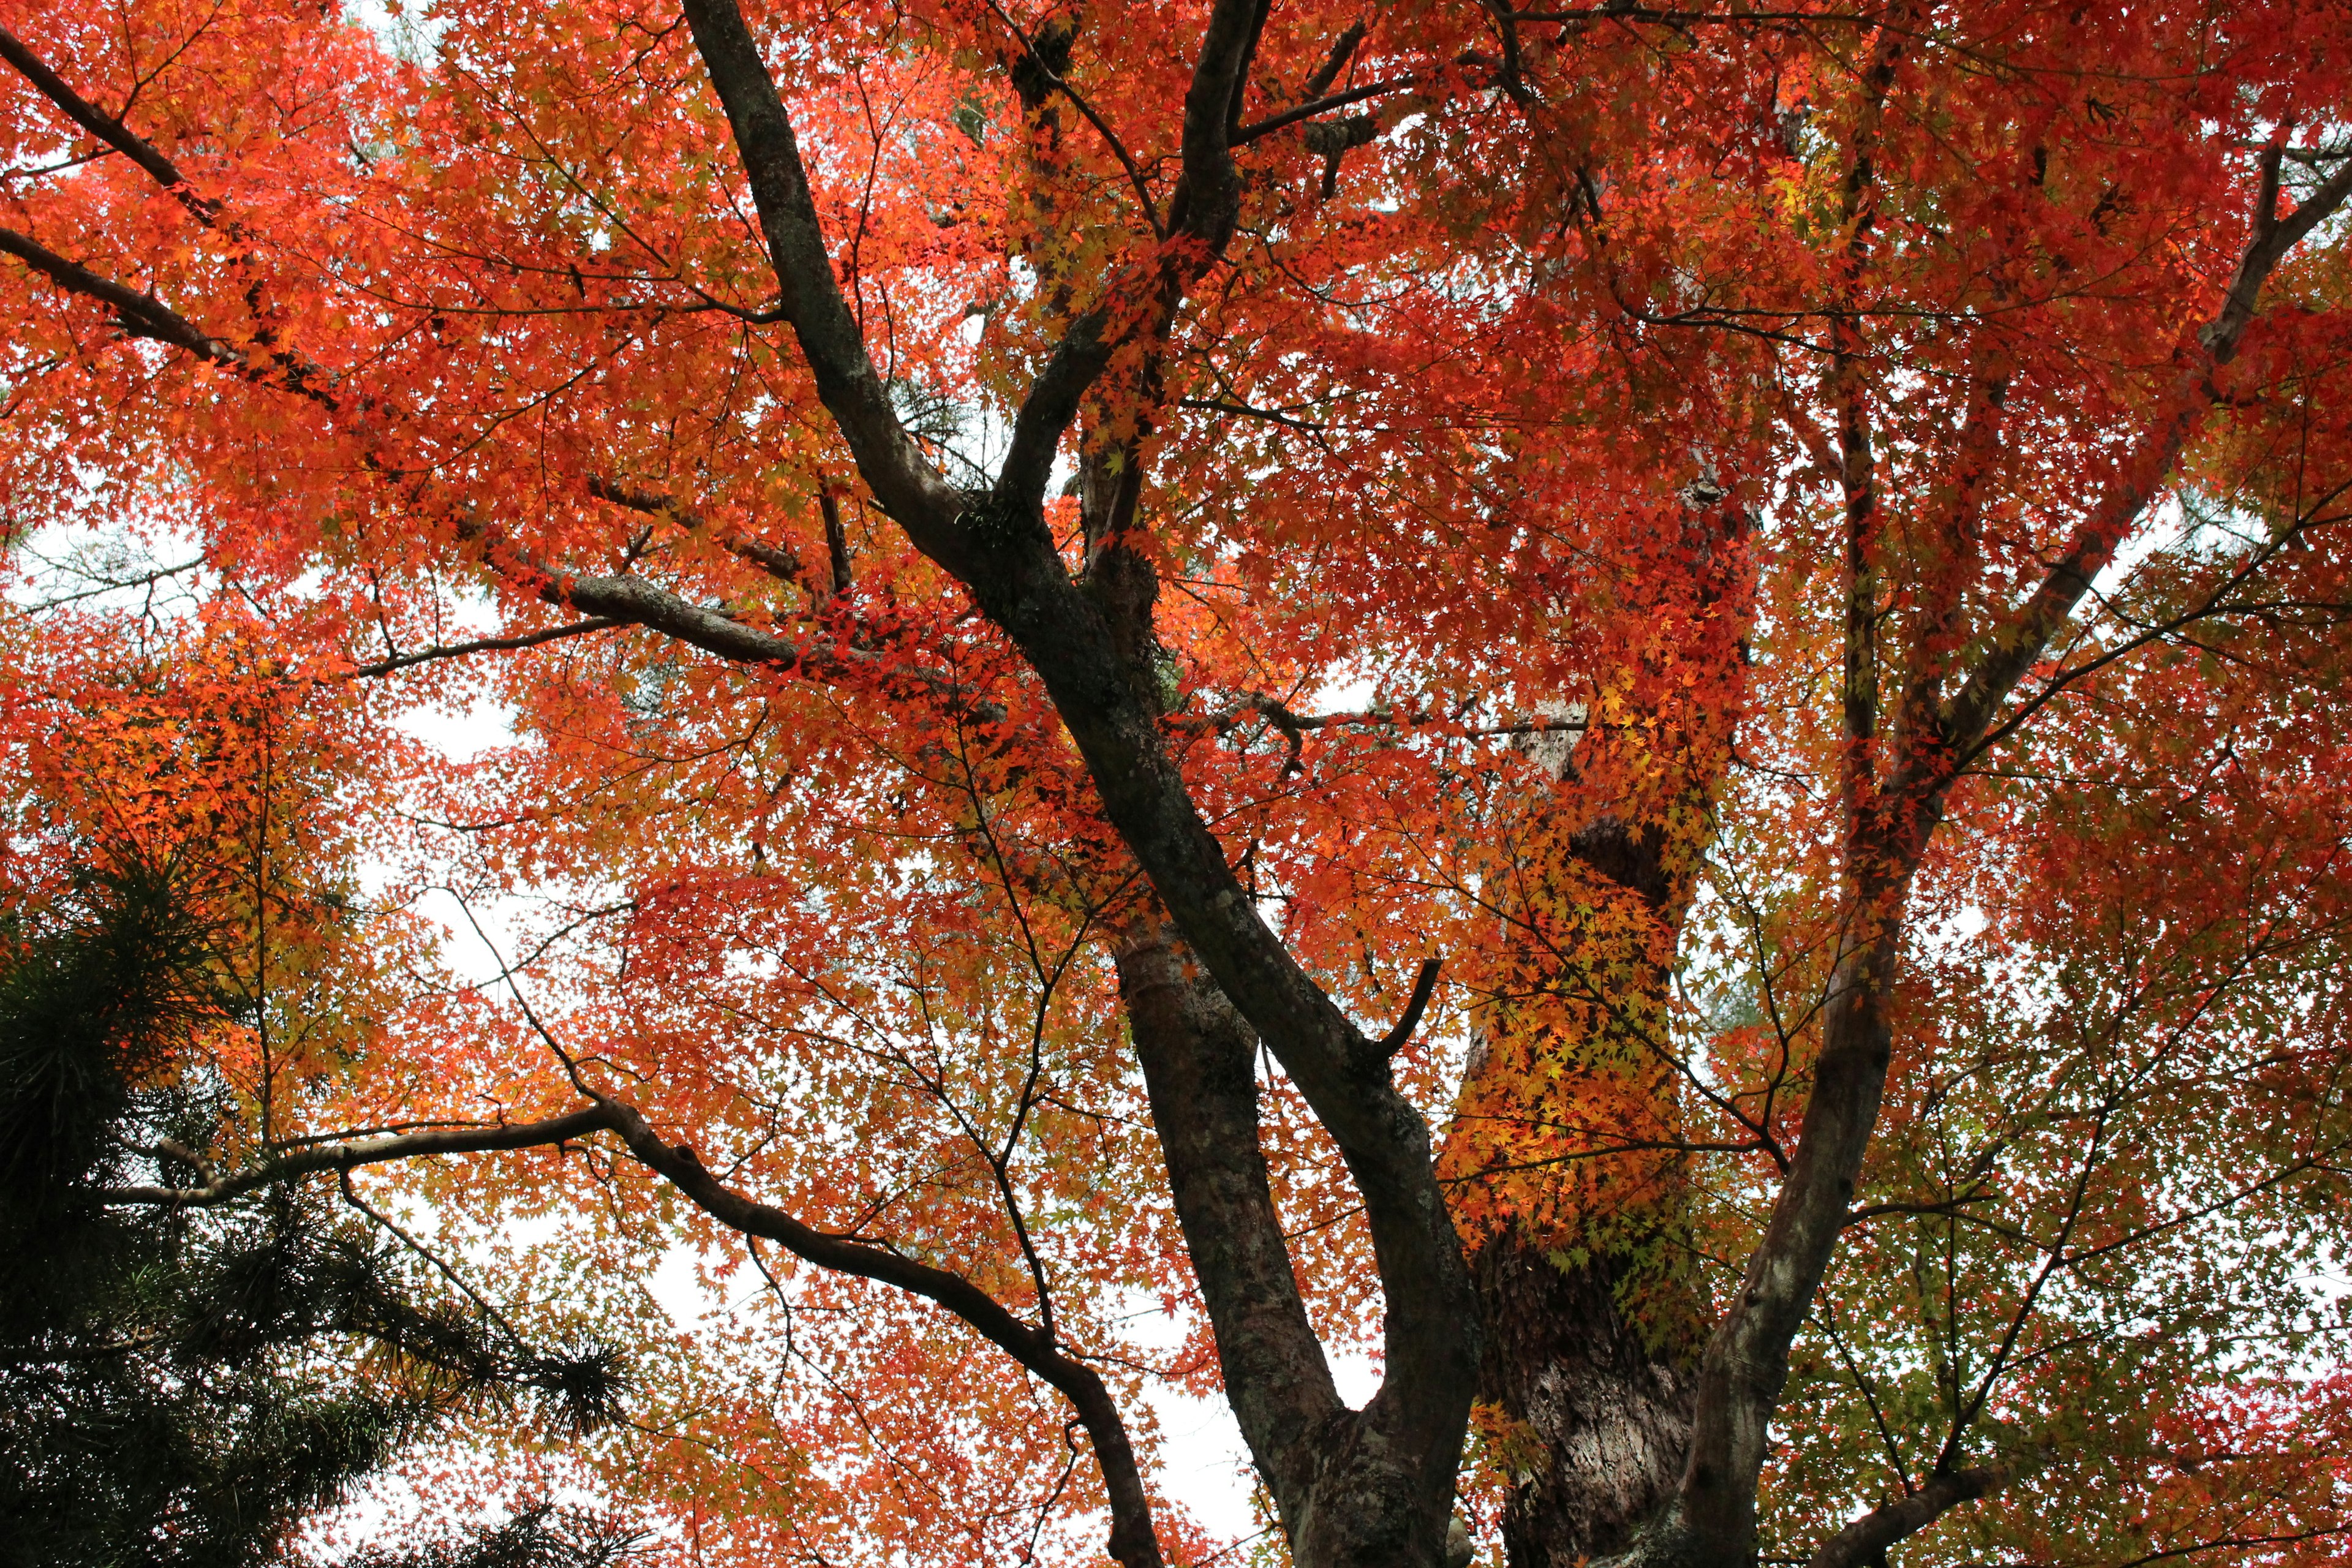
821,488,854,594
586,475,806,582
345,619,625,677
1379,959,1444,1055
1232,75,1412,146
103,1087,1167,1568
0,225,242,363
102,1107,622,1206
0,24,217,219
587,1093,1165,1568
674,0,963,535
1648,11,1926,1558
1804,1459,2033,1568
1114,928,1344,1539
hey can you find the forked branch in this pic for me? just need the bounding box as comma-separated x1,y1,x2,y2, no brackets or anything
1932,149,2352,768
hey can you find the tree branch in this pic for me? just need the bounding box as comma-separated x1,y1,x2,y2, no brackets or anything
453,511,835,673
100,1107,621,1206
676,0,1446,1275
979,0,1166,235
1114,927,1343,1536
1649,10,1926,1557
0,223,357,412
0,24,215,219
536,560,822,668
588,1094,1164,1568
821,487,854,595
103,1085,1166,1568
0,224,241,363
675,0,962,536
1934,148,2352,765
1804,1459,2032,1568
1507,4,1872,21
2204,138,2352,361
345,618,625,678
586,475,805,582
1302,20,1366,100
1378,958,1444,1055
1232,75,1412,147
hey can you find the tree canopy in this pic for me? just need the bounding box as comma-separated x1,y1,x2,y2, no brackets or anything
2,1,2350,1566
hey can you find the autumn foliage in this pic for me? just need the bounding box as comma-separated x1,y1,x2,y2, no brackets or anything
4,0,2352,1564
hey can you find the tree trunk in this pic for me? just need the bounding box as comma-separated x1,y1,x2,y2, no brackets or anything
1476,1234,1696,1566
1447,492,1751,1568
1446,810,1711,1568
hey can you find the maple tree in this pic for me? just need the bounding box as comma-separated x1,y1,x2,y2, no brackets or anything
4,0,2352,1565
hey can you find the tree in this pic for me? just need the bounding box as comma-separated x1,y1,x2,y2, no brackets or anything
2,1,2350,1566
0,704,637,1566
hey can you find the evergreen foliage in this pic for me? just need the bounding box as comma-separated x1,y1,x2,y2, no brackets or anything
0,864,631,1568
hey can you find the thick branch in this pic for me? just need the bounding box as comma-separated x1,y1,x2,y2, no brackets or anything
100,1107,620,1205
2204,143,2352,361
1805,1461,2024,1568
1936,152,2352,763
967,537,1480,1454
1232,75,1412,146
995,304,1123,513
540,562,822,668
0,224,240,361
0,223,355,412
674,0,1441,1294
954,11,1484,1548
1190,0,1267,204
1648,13,1923,1560
1115,929,1343,1531
0,24,214,217
518,554,1001,722
821,487,854,594
1302,21,1367,100
675,0,961,535
1173,695,1586,742
448,508,843,672
993,0,1267,513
